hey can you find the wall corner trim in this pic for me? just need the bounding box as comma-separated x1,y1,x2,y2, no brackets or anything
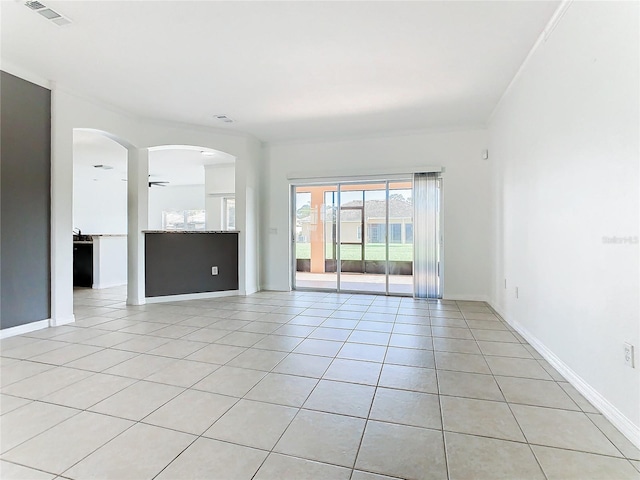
490,302,640,450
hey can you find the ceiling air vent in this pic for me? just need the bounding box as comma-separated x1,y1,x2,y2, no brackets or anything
22,0,72,26
214,115,233,124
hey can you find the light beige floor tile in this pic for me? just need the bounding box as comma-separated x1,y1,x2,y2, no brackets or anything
227,349,288,371
385,347,434,368
216,331,266,348
102,353,176,380
392,324,431,337
632,460,640,473
471,329,519,343
253,335,303,352
303,379,375,417
64,423,194,480
511,404,621,456
185,343,247,364
461,312,500,321
150,324,199,339
323,358,382,386
1,340,69,360
63,348,138,372
309,327,352,342
111,335,170,354
1,367,93,401
322,318,359,329
496,376,580,410
289,315,325,327
445,432,545,480
181,327,230,343
0,460,55,479
351,471,399,480
245,372,317,407
293,339,344,357
272,353,333,378
155,437,267,480
441,396,525,441
587,413,640,460
430,326,474,340
0,394,31,415
532,445,640,480
434,351,491,374
558,382,599,413
254,453,351,480
146,339,207,358
79,331,137,348
0,401,79,453
145,359,219,387
388,333,433,350
356,321,394,333
2,411,132,474
240,321,282,334
429,317,468,328
484,356,552,380
477,341,533,358
337,343,386,363
465,319,509,330
0,360,54,387
42,373,136,409
88,380,183,421
348,331,390,346
370,387,441,429
273,324,316,337
192,365,266,397
537,359,567,381
274,410,365,467
143,389,236,435
437,370,504,401
378,364,438,394
204,399,297,450
355,420,446,480
432,337,481,355
29,344,103,366
0,336,43,351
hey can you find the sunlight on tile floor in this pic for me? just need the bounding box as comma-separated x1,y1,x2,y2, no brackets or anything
1,287,639,479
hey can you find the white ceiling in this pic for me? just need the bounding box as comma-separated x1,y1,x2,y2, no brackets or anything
2,1,559,142
74,129,233,186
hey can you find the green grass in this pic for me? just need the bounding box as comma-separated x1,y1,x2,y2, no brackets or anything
296,243,413,261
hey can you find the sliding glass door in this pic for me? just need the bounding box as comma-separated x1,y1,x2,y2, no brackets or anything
293,177,440,297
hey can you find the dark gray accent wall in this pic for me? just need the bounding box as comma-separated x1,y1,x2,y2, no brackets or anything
1,71,51,329
145,233,239,297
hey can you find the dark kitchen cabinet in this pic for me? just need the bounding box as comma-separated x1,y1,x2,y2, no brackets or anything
73,243,93,287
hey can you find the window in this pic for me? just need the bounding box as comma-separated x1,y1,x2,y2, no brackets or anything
367,223,385,243
405,224,413,243
389,223,402,243
162,210,205,231
223,197,236,230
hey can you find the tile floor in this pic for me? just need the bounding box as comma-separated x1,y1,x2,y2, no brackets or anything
1,287,639,480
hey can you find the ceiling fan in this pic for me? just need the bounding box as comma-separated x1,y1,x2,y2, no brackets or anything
148,175,169,187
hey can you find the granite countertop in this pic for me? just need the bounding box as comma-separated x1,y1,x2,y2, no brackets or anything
142,230,240,234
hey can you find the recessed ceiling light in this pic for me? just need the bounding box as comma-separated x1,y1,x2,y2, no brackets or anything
201,151,216,157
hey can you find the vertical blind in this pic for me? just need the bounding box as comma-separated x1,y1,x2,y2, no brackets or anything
413,172,440,298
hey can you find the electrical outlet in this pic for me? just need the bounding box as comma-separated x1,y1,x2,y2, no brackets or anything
211,266,218,276
624,343,635,368
515,287,519,299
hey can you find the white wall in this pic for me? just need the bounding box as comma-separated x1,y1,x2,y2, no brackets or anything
262,129,491,298
205,164,235,230
73,172,127,234
148,185,205,230
489,1,639,444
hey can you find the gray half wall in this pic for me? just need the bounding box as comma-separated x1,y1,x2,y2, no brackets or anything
1,71,52,329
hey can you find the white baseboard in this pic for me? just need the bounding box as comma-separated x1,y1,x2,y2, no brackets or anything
145,290,241,304
443,293,490,303
0,319,50,339
489,302,640,450
50,314,76,327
